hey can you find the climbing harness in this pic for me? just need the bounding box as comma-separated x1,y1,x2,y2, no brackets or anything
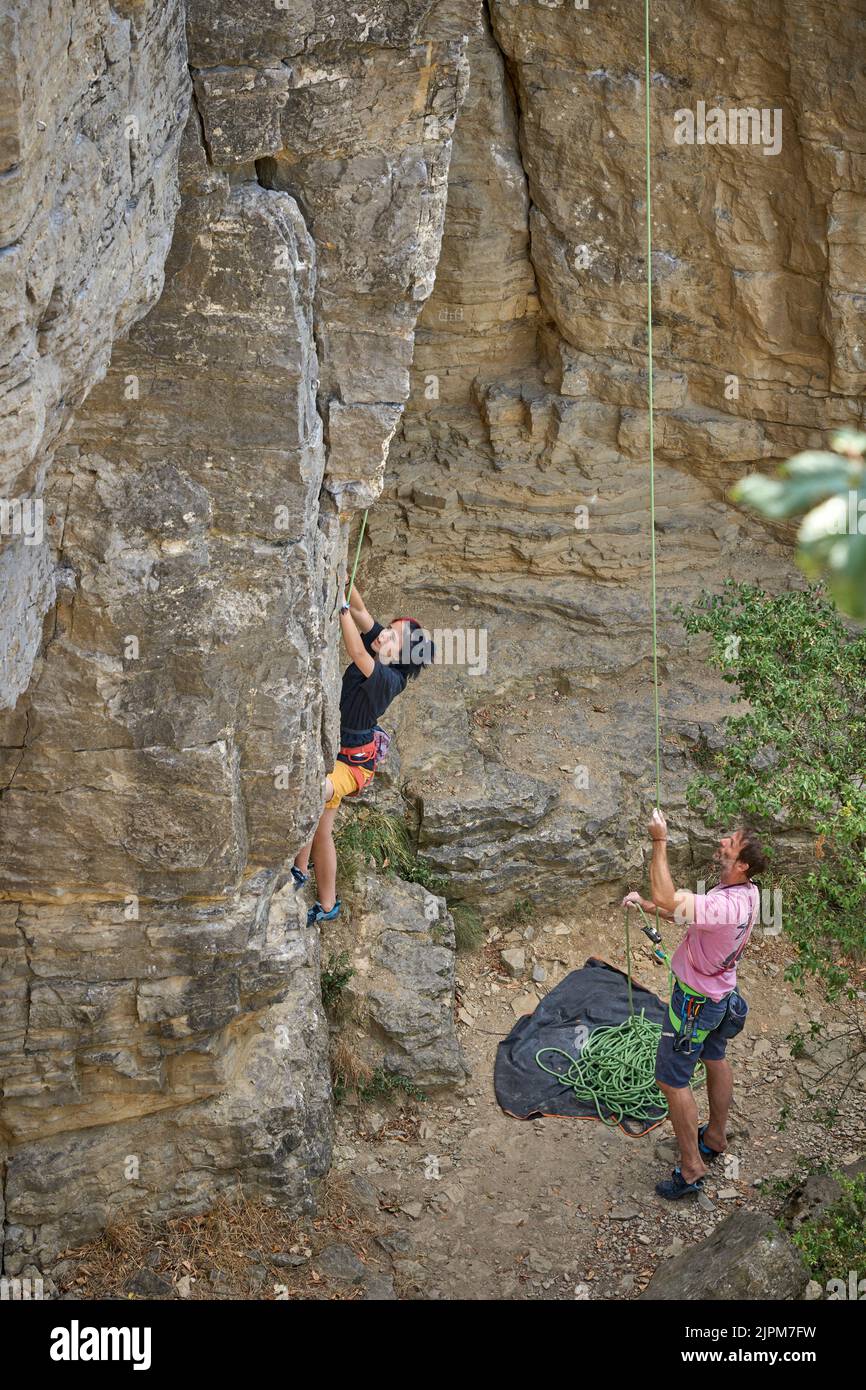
533,8,708,1125
338,739,378,794
670,984,713,1055
337,724,391,799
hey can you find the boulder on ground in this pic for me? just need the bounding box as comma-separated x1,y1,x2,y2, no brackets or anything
780,1158,866,1233
640,1210,808,1301
340,873,468,1087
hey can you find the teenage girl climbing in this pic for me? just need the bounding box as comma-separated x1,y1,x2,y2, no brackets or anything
292,581,435,926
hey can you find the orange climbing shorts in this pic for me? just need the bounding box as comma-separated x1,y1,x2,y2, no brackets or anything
325,757,374,810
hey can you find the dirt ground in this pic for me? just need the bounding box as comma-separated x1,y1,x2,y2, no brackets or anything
58,891,863,1301
327,891,864,1301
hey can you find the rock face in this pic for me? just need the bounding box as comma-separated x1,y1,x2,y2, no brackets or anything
640,1210,809,1301
0,2,466,1267
1,0,865,1269
254,22,469,509
342,873,467,1087
367,0,866,901
0,0,189,712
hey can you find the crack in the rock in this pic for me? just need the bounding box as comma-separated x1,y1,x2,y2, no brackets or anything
483,0,544,327
12,904,34,1058
187,70,214,166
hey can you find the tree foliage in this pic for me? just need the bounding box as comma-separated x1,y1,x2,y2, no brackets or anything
732,430,866,620
680,581,866,995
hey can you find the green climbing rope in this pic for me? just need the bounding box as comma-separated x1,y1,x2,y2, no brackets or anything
531,6,701,1129
347,508,369,599
644,0,661,811
537,1013,668,1127
533,908,703,1128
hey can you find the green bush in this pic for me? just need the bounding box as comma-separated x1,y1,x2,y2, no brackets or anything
792,1173,866,1285
331,1062,428,1107
680,581,866,996
357,1068,428,1103
732,429,866,620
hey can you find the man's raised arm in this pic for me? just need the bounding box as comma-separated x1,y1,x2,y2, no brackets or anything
648,809,696,924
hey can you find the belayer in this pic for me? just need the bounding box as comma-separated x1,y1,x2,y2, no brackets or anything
623,811,765,1199
292,581,434,926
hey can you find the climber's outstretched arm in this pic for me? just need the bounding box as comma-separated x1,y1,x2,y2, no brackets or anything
347,580,375,634
648,809,695,924
339,605,374,676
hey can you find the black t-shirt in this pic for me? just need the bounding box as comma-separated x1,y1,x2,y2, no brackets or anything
339,620,406,749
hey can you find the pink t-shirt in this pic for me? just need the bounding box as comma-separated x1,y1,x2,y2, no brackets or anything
671,882,760,1001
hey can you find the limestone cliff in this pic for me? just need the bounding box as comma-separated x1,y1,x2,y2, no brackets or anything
0,0,466,1271
0,0,189,710
1,0,864,1272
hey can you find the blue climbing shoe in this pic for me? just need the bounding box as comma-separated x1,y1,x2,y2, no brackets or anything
655,1168,704,1200
698,1124,725,1162
307,900,341,927
273,865,308,895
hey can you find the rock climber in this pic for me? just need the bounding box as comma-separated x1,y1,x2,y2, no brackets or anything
292,580,434,927
623,811,765,1200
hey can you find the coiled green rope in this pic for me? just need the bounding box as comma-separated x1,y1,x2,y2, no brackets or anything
536,1011,675,1127
534,908,704,1128
536,1007,706,1128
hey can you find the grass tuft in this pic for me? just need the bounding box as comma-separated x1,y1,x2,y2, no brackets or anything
449,901,485,952
321,951,355,1011
334,805,447,895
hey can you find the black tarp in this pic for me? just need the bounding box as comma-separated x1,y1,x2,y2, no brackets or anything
494,957,669,1136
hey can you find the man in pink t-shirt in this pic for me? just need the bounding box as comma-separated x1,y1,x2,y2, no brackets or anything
669,878,759,1003
623,811,765,1201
